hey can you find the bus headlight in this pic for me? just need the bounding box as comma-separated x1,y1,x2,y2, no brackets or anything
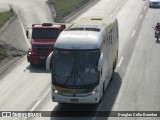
92,91,96,95
52,86,58,93
92,88,98,95
52,89,58,93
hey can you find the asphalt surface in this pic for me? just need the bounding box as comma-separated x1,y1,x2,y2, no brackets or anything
0,0,160,120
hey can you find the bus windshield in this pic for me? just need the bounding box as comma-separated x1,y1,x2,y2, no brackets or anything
32,28,60,39
53,49,100,88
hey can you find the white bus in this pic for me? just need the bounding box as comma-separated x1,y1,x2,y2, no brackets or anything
46,16,119,104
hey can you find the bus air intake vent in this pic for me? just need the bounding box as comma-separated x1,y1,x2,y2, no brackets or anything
69,27,84,31
85,27,100,32
69,27,100,32
91,18,102,21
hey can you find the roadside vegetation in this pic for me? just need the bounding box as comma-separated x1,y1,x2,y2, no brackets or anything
48,0,90,21
0,9,14,28
0,49,7,61
0,9,14,62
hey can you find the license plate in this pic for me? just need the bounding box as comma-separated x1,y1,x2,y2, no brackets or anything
39,57,46,59
70,99,79,102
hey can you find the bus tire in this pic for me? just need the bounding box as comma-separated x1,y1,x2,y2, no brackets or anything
114,51,118,69
110,63,115,81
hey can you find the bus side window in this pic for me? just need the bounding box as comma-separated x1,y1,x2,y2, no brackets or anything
110,35,112,44
108,36,110,44
109,32,111,44
110,29,112,44
104,34,107,44
107,31,110,44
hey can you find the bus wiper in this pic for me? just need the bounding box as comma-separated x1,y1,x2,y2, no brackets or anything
64,61,75,85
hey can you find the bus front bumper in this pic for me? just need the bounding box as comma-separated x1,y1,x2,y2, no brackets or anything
52,92,100,104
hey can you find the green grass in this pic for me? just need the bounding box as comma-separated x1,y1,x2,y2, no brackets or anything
0,48,7,61
0,10,14,61
48,0,90,21
0,11,14,28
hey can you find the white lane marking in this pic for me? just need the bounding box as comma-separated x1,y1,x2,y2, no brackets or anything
110,6,120,17
116,6,120,10
139,14,143,19
144,6,147,10
117,57,123,68
14,8,31,49
131,30,136,37
30,99,42,111
92,100,104,120
112,46,137,110
30,87,51,111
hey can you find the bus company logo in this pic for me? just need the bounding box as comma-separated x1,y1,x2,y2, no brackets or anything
2,112,12,117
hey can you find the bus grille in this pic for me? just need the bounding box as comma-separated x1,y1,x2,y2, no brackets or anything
34,45,53,51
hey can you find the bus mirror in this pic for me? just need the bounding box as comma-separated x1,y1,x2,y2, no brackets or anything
46,52,53,70
98,53,104,71
26,29,29,38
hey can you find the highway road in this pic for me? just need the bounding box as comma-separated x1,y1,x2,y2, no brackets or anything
0,0,160,120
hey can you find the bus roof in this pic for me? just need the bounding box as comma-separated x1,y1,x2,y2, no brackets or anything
69,16,117,31
54,31,101,49
54,16,117,49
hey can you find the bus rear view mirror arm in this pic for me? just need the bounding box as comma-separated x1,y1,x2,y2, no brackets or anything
97,53,104,71
46,52,53,70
